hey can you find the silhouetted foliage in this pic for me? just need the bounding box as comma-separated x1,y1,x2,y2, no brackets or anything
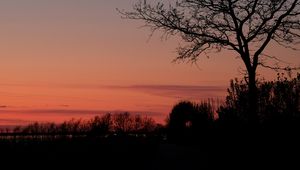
22,122,42,134
113,112,133,134
13,126,22,133
89,113,112,136
112,112,158,135
218,73,300,129
2,112,158,138
167,101,214,142
132,114,157,134
57,119,86,135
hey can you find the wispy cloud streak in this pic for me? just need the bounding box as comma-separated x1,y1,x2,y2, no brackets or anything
108,85,227,100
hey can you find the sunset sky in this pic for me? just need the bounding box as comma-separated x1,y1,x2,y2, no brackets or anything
0,0,299,126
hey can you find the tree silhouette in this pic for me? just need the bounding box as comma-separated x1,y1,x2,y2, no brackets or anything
168,101,195,139
167,101,214,142
132,114,156,133
113,112,133,134
120,0,300,123
112,112,157,134
89,113,112,136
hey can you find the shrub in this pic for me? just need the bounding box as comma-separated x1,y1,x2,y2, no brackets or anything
167,100,214,142
217,73,300,129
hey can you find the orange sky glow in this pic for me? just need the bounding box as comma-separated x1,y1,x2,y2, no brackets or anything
0,0,299,126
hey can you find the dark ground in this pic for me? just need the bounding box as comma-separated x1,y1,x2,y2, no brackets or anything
0,133,299,170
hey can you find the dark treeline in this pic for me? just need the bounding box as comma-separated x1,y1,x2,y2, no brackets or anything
0,113,162,170
0,112,161,137
1,73,299,141
0,74,299,169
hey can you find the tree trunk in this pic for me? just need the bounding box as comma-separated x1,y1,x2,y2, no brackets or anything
248,68,259,125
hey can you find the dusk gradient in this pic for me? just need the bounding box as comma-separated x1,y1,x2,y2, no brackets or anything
0,0,299,125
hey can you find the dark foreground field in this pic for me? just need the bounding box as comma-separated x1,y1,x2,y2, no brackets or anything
0,133,299,170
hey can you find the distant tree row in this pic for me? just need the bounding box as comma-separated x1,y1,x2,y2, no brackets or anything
2,73,299,143
9,112,159,136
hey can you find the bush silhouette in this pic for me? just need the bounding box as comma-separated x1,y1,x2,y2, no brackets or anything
217,73,300,130
167,101,214,143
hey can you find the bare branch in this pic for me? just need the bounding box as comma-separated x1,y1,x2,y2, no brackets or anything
253,0,299,70
120,0,300,80
259,62,300,72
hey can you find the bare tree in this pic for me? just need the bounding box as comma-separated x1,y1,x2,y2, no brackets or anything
89,113,113,135
120,0,300,123
113,112,133,133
